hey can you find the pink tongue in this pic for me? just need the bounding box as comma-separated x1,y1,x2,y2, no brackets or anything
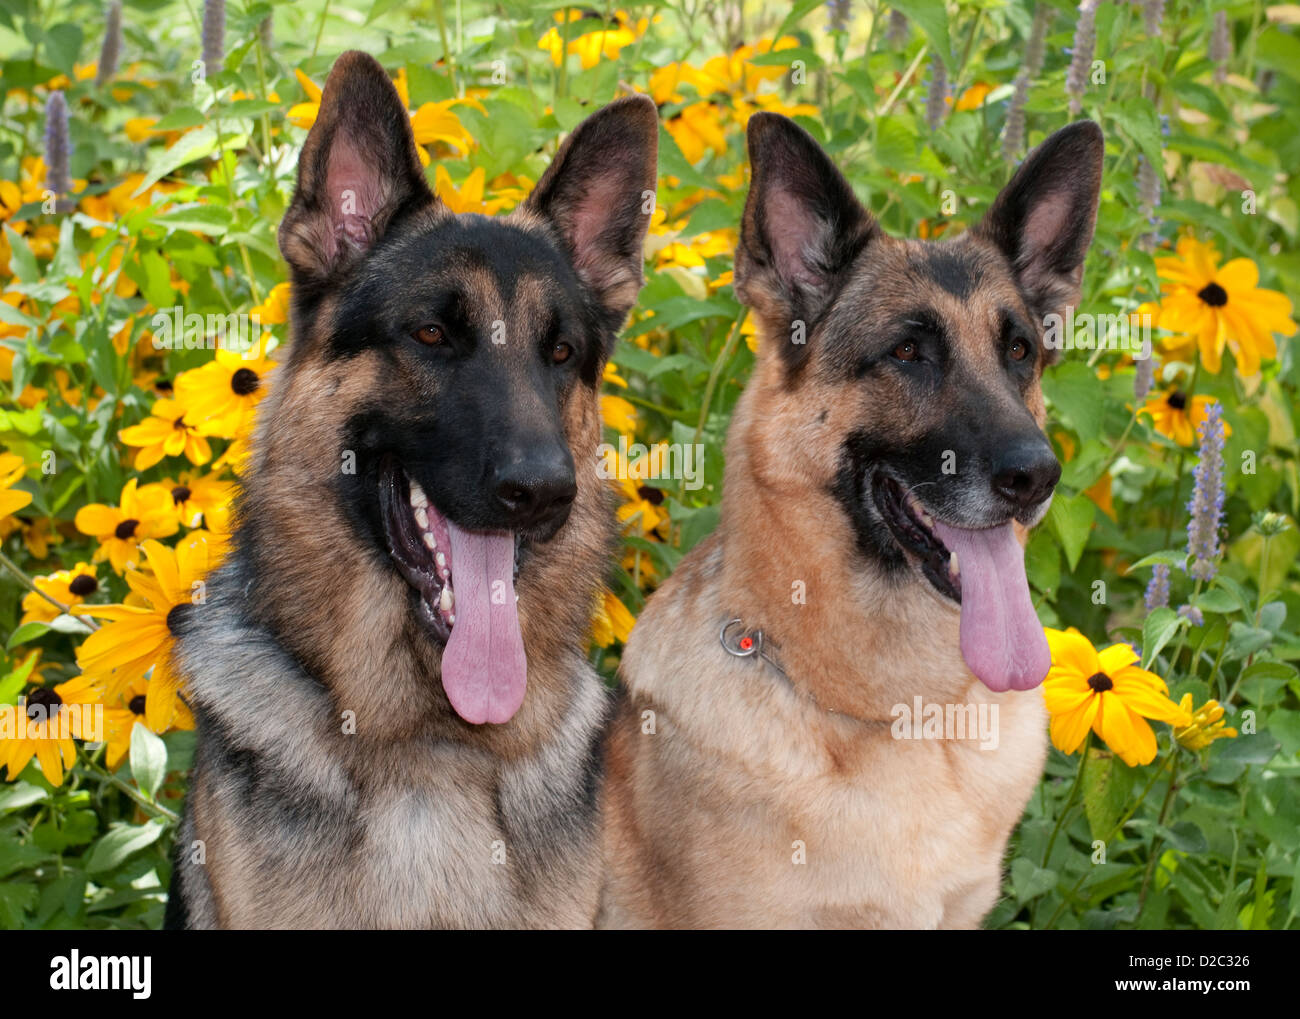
931,520,1050,692
440,523,527,724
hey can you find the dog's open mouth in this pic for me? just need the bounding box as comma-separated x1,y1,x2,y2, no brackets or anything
868,472,1050,693
379,457,527,725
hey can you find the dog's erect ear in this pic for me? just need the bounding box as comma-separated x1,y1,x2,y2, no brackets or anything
975,121,1104,326
735,112,877,367
519,94,659,330
278,51,437,285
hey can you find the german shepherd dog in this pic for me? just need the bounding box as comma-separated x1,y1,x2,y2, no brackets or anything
163,53,657,928
600,115,1103,928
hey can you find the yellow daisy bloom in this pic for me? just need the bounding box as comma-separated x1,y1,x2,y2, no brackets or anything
119,397,213,470
74,534,215,729
1139,389,1232,447
164,471,236,529
74,478,180,573
1043,627,1191,767
174,344,276,439
1174,694,1237,751
1155,236,1296,375
433,165,506,215
0,452,33,519
20,562,99,625
0,678,102,786
601,394,638,434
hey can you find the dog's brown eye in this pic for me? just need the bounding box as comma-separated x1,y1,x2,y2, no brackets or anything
413,325,443,346
893,342,918,362
552,341,574,364
1009,338,1029,361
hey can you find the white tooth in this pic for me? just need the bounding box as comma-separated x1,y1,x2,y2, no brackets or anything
409,482,428,508
422,532,436,550
448,614,455,625
949,551,960,575
435,552,446,569
415,507,429,529
440,587,454,613
922,513,934,528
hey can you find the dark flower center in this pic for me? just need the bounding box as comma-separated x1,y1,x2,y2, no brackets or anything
637,485,665,505
114,518,139,540
171,485,192,504
1197,282,1228,307
68,574,98,597
128,694,147,715
1167,391,1187,411
166,603,188,635
230,368,260,397
1087,671,1113,693
155,378,174,394
26,687,63,720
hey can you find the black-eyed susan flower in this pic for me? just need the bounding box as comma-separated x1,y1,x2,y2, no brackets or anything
1156,236,1296,375
119,397,213,470
0,677,102,786
74,534,214,730
1174,694,1237,751
0,451,32,520
75,478,179,572
433,165,506,215
174,344,275,439
1043,627,1191,767
164,470,235,529
1139,388,1231,447
20,562,98,625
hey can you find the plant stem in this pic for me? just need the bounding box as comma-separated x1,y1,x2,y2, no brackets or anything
0,548,96,628
433,0,459,94
1042,735,1090,868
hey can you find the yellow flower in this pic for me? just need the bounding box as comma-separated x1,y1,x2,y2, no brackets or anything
1139,389,1232,447
21,562,99,625
666,101,728,164
1173,694,1237,751
1155,236,1296,375
591,590,636,648
74,535,215,729
119,397,213,470
1043,627,1191,767
433,165,505,215
601,394,638,434
174,344,276,439
410,99,476,159
0,452,32,519
1,678,101,786
539,11,646,69
74,478,180,573
953,81,994,111
164,470,235,529
250,282,291,326
610,445,670,536
286,67,324,129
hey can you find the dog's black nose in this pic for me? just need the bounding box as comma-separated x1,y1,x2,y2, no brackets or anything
491,445,577,529
991,437,1061,510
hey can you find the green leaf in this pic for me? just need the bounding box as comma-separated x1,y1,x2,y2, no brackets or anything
891,0,953,70
1047,492,1095,571
1010,857,1057,903
5,621,50,651
134,125,220,195
0,881,37,928
0,781,47,813
1125,549,1186,574
1160,820,1208,854
1141,607,1183,669
85,819,167,874
128,722,168,801
1081,747,1134,842
153,204,233,236
1215,733,1280,766
42,23,83,76
3,224,39,284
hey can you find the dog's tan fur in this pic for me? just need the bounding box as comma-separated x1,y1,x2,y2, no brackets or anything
600,116,1103,929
